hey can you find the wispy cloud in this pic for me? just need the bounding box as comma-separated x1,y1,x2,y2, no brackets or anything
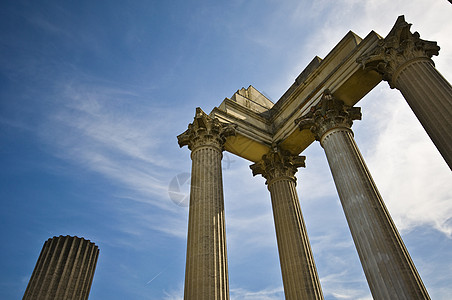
230,286,284,300
320,270,371,300
162,285,285,300
40,80,181,199
20,76,195,249
163,285,183,300
357,87,452,237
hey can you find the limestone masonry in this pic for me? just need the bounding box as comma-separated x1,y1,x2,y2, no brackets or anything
178,16,451,300
23,236,99,300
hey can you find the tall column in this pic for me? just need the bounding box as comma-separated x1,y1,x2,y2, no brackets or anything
296,90,430,300
23,235,99,300
250,147,323,300
358,15,452,169
178,108,236,300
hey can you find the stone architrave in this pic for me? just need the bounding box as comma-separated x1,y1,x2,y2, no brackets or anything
250,147,323,300
178,108,236,300
358,16,452,169
296,90,430,300
22,235,99,300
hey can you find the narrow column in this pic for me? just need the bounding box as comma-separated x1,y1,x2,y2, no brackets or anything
358,15,452,169
178,108,235,300
23,235,99,300
296,90,430,300
250,147,323,300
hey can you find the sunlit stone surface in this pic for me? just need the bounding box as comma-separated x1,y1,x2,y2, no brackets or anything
179,15,450,299
23,236,99,300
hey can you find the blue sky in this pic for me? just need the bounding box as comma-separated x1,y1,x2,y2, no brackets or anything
1,1,451,299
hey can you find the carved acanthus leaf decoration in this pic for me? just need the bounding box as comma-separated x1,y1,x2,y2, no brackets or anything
295,90,361,140
250,144,306,184
357,15,440,88
178,107,237,151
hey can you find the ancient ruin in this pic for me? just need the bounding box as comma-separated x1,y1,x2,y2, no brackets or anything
178,16,452,300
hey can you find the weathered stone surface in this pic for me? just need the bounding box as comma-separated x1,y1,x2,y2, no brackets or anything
296,92,430,300
250,145,305,185
178,107,236,152
211,31,382,161
178,16,449,300
357,16,439,88
179,108,234,300
358,15,452,169
295,89,361,141
251,148,323,300
23,235,99,300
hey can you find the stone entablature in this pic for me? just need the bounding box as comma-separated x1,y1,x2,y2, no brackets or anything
230,85,274,114
211,31,382,162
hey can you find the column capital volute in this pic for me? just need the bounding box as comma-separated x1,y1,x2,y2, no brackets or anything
357,15,440,88
295,90,361,142
177,107,237,153
250,144,306,186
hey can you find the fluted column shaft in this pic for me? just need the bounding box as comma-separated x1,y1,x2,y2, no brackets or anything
251,150,323,300
184,145,228,300
178,108,235,300
23,235,99,300
394,60,452,168
321,128,429,300
358,15,452,169
296,90,429,300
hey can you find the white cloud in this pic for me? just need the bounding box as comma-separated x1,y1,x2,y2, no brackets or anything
223,159,279,255
163,285,184,300
26,77,196,249
320,270,371,299
356,86,452,237
162,285,285,300
39,80,183,202
230,286,284,300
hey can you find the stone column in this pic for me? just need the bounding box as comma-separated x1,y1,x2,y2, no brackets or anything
358,15,452,169
23,235,99,300
296,90,430,300
178,108,236,300
250,147,323,300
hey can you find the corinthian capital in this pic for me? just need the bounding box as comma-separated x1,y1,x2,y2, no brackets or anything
250,145,306,184
177,107,237,151
357,15,440,88
295,90,361,140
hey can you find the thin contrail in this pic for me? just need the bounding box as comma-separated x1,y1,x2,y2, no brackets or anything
146,269,165,285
